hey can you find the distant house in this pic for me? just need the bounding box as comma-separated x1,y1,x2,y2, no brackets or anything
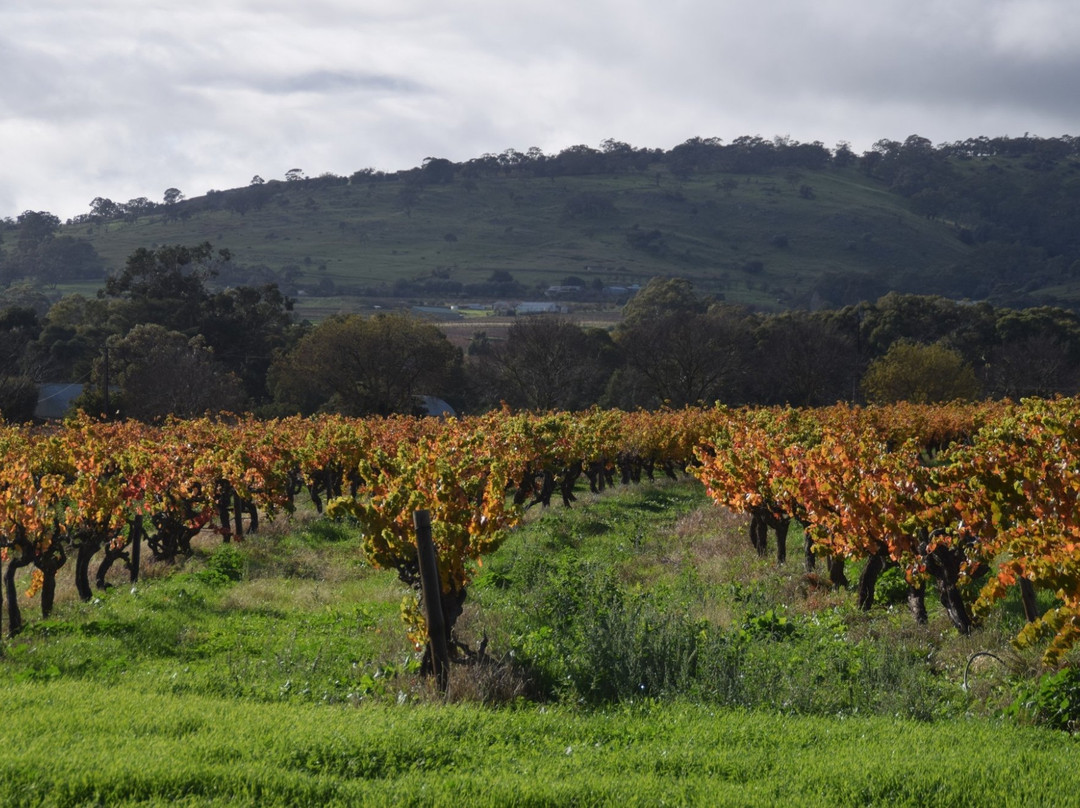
417,396,456,418
515,302,566,315
544,285,584,298
35,383,84,420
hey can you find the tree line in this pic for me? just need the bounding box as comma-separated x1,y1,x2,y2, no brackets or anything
3,245,1080,422
469,277,1080,412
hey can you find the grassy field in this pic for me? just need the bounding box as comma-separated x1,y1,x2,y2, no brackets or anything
5,680,1078,807
2,479,1077,806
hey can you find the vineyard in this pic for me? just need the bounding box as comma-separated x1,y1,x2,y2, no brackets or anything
2,399,1080,670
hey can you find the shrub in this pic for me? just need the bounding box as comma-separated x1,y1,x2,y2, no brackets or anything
875,565,910,606
1009,666,1080,730
196,544,245,586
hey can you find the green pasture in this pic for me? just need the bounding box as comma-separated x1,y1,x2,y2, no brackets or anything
62,164,966,310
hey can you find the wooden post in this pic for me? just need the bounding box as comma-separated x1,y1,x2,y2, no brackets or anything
217,482,232,543
414,509,449,694
130,516,142,584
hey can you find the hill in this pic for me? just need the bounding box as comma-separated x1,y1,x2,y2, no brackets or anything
5,134,1080,314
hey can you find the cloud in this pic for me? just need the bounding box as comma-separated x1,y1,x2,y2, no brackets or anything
250,70,426,96
2,0,1079,220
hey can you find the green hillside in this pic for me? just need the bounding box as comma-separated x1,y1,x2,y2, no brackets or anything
7,135,1080,314
69,166,965,312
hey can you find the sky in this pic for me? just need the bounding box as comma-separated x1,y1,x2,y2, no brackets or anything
3,0,1079,222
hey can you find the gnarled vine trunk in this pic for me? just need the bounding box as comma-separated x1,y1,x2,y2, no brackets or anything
35,540,67,618
923,542,973,634
857,552,889,611
4,532,34,636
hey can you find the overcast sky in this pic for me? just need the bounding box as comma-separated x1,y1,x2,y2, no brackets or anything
3,0,1079,222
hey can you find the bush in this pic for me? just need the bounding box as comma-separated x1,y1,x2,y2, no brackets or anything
1009,666,1080,730
502,557,703,702
0,375,38,422
875,565,910,606
196,544,245,586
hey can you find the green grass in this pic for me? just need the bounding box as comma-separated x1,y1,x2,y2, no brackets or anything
3,523,410,705
3,680,1078,807
1,480,1077,805
468,485,981,714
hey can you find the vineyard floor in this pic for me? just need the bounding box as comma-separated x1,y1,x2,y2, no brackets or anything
1,479,1077,806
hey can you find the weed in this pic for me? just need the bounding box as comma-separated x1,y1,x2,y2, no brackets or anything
1008,666,1080,731
738,608,797,641
195,544,245,586
875,564,910,606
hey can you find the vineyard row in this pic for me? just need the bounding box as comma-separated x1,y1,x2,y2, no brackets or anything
1,400,1078,662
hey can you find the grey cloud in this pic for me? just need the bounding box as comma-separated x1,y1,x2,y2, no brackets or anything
206,69,428,96
4,0,1080,220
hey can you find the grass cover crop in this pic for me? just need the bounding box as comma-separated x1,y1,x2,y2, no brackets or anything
4,680,1080,807
2,479,1079,805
